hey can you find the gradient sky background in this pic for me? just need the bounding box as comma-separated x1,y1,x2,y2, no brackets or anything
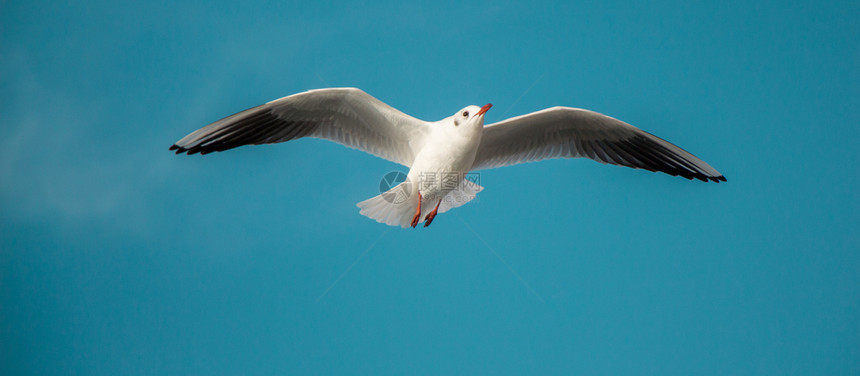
2,0,858,374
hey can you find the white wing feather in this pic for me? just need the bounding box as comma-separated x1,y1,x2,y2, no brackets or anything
472,107,725,182
171,88,431,167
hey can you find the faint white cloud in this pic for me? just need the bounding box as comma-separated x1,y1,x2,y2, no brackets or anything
0,50,136,226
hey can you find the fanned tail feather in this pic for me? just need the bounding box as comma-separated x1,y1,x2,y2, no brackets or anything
357,182,419,228
357,179,484,228
438,179,483,213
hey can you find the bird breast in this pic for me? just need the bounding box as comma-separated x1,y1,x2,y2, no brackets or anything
406,125,482,200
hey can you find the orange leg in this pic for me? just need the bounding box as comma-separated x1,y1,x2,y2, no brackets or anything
423,200,442,227
410,191,423,228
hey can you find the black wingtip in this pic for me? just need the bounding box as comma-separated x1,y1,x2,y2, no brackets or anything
170,144,192,155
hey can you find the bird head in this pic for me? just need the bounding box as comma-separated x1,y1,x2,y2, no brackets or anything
452,103,492,128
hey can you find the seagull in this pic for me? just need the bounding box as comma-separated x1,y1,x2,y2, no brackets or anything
170,88,725,228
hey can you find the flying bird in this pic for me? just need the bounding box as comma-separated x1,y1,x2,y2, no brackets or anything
170,88,725,228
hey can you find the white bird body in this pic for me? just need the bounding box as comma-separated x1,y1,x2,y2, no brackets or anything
360,104,490,227
408,106,484,200
171,88,725,228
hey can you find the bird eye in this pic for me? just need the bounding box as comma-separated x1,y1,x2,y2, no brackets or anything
462,111,469,117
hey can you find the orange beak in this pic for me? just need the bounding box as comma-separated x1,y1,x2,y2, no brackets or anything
476,103,492,116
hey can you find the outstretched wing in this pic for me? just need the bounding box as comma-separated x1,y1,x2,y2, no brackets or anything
170,88,431,166
472,107,725,182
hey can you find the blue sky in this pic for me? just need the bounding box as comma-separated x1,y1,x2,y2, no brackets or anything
2,0,858,374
